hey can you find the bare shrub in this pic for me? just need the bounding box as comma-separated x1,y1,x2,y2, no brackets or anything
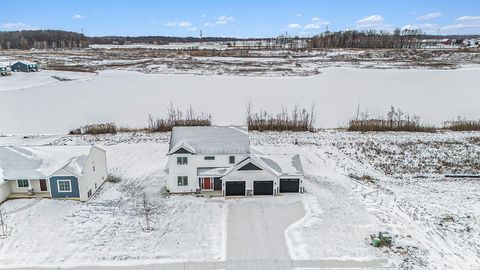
444,119,480,131
348,106,435,133
106,174,122,183
69,122,117,135
147,103,211,132
247,102,316,132
0,207,12,238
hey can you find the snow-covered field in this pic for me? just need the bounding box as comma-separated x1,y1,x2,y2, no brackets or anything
0,70,96,92
0,131,478,269
1,68,480,134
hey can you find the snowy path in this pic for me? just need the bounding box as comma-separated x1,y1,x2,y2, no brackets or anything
226,196,305,260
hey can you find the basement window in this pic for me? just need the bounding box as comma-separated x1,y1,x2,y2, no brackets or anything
204,156,215,160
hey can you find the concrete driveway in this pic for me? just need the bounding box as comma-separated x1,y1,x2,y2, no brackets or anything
226,195,305,260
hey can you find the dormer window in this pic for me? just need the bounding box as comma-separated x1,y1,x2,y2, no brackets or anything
204,156,215,160
177,156,188,165
229,156,236,164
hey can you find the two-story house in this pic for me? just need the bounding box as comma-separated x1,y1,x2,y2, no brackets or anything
166,126,304,196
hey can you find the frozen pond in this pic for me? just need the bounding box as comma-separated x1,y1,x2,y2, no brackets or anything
0,68,479,134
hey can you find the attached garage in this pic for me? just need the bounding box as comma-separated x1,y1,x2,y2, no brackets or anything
253,181,274,195
280,178,300,193
225,181,246,196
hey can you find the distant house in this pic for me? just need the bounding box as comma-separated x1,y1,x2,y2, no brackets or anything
166,126,304,196
0,63,10,76
0,145,107,202
11,61,38,72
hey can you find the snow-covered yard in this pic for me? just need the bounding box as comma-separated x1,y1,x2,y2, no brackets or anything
0,131,479,269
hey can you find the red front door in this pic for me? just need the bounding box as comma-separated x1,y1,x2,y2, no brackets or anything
39,179,48,191
203,178,212,190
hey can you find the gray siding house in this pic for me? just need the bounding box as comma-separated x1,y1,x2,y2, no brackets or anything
0,145,107,202
11,61,38,72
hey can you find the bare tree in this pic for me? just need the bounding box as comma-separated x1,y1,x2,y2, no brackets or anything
0,207,12,238
137,193,169,237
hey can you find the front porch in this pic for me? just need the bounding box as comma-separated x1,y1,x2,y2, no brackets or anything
8,192,51,199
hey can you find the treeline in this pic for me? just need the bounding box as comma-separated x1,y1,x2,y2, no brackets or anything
90,36,239,45
0,30,88,50
444,120,480,131
309,29,426,49
246,102,315,132
348,106,435,132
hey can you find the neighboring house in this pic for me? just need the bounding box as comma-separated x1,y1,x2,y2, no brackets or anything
11,61,38,72
0,145,107,202
0,63,11,76
166,126,304,196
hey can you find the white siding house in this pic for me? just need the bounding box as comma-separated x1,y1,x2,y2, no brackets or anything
0,145,107,202
166,126,304,196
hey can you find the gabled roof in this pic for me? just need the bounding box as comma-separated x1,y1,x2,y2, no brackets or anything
222,154,304,178
14,61,37,65
168,126,250,155
0,146,97,180
257,154,304,176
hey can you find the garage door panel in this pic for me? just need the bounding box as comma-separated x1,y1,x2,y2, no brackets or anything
254,181,274,195
226,181,246,196
280,179,300,193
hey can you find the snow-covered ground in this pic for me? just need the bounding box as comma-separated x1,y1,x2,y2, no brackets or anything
0,131,478,269
0,70,96,92
1,68,480,134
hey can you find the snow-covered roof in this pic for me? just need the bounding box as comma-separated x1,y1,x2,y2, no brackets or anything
15,61,37,65
257,154,304,176
222,154,304,178
198,167,228,177
0,146,95,180
168,126,250,155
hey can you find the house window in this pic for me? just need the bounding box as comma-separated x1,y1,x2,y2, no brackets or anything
229,156,236,164
58,180,72,192
177,156,188,165
204,156,215,160
17,179,29,188
95,183,97,189
93,165,96,172
177,176,188,186
87,189,92,198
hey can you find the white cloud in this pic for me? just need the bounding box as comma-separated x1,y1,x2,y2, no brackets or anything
357,15,384,26
312,17,321,21
296,14,303,17
288,23,302,29
402,23,438,33
188,27,198,32
178,21,192,28
216,15,234,24
416,12,442,21
0,22,36,31
72,14,86,20
356,15,392,30
204,15,234,27
165,21,177,27
456,16,480,22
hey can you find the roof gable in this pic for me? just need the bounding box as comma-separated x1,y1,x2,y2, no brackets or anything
238,162,262,171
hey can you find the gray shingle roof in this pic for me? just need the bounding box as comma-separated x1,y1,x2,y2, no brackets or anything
168,126,250,155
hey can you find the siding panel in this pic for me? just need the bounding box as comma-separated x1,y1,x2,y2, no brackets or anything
49,176,80,199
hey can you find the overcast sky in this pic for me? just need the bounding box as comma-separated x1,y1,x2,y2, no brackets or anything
1,0,479,37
